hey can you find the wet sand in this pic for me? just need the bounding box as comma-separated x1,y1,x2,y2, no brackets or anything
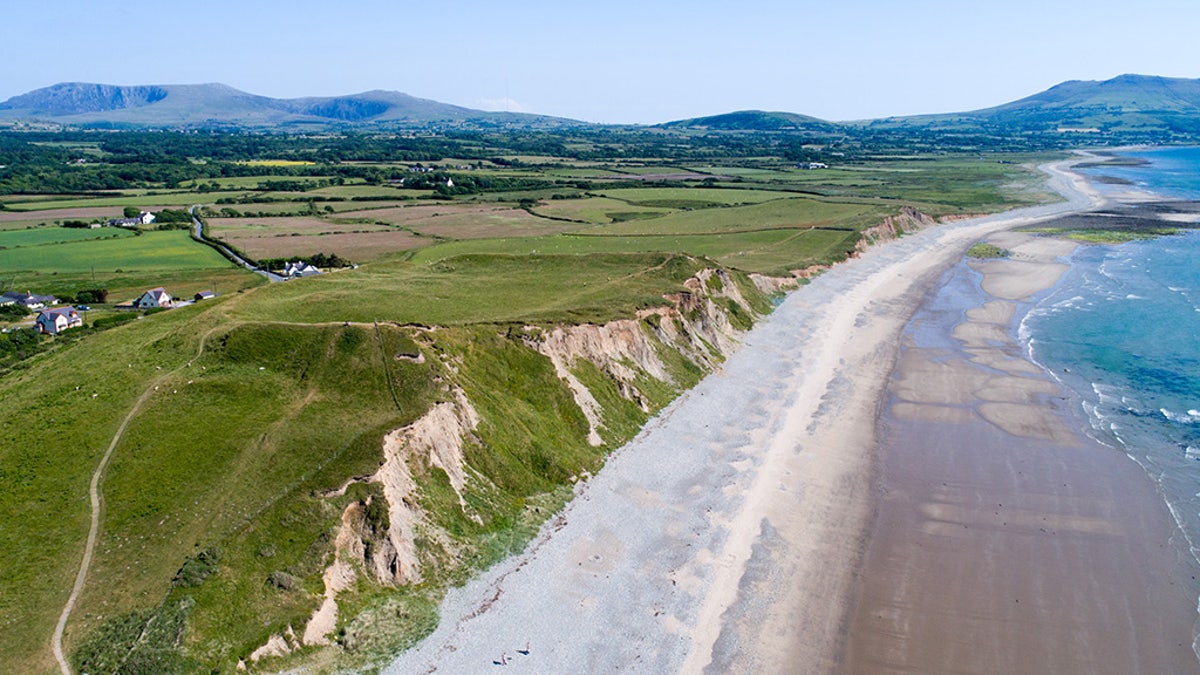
384,161,1103,674
845,228,1200,673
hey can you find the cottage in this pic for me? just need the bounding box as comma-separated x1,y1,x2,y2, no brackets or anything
801,162,829,170
36,306,83,335
282,262,321,278
135,287,173,309
194,290,216,302
1,291,57,310
107,211,157,228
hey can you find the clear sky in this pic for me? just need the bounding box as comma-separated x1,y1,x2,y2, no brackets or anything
4,0,1199,124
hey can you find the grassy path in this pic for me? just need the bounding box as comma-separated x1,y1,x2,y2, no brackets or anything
50,327,222,675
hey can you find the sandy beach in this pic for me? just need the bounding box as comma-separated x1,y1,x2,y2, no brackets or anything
383,161,1158,674
845,225,1200,674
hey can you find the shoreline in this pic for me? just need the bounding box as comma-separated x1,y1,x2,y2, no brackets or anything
383,159,1103,674
844,171,1200,672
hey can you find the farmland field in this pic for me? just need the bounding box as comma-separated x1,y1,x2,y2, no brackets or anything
596,186,802,207
582,197,883,236
403,227,859,275
336,203,583,238
219,229,427,261
0,226,133,248
529,196,674,223
0,230,231,274
3,192,248,211
207,217,396,237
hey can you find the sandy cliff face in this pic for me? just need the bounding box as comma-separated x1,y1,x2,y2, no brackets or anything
249,267,779,664
856,206,938,252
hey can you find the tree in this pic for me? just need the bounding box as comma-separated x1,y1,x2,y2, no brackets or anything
123,206,141,218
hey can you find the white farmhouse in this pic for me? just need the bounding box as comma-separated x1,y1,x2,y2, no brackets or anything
135,287,173,309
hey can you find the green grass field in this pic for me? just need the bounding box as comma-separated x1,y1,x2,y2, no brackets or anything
5,192,249,211
596,186,801,207
582,197,882,236
530,196,674,223
404,228,859,275
0,230,234,275
0,227,133,248
0,230,261,301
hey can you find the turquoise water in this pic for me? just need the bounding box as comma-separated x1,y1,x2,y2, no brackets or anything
1024,147,1200,562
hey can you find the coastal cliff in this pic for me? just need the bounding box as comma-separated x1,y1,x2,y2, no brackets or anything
236,265,790,670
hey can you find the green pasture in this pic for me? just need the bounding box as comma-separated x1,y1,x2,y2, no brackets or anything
404,227,858,275
0,230,232,275
583,197,882,236
596,186,801,208
228,253,706,326
5,192,248,211
529,197,674,224
181,175,313,189
0,227,133,248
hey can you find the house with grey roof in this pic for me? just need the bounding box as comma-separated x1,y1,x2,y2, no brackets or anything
36,306,82,335
135,287,173,309
282,261,321,278
1,291,57,310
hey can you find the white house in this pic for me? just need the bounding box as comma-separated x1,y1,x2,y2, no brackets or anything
107,211,156,228
36,307,83,335
282,262,321,278
1,291,57,310
135,287,173,309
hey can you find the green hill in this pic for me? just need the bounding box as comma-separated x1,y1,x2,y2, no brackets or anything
658,109,838,132
864,74,1200,134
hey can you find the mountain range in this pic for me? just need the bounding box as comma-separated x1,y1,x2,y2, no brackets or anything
0,82,578,129
2,74,1200,134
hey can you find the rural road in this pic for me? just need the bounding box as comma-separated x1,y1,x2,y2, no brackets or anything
189,206,285,282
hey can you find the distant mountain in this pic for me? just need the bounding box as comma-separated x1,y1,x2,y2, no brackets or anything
657,110,838,132
864,74,1200,134
0,82,581,129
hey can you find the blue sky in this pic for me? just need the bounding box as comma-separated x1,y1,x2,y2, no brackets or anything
4,0,1199,123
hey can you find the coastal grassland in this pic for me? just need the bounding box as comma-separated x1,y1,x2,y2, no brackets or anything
1024,225,1183,243
595,186,802,208
226,252,706,326
207,217,396,238
220,229,428,262
4,285,729,672
580,197,883,236
405,228,860,275
68,321,441,673
0,305,224,674
966,242,1012,258
528,196,674,223
0,226,133,248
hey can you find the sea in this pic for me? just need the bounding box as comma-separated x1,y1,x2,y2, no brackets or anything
1021,146,1200,580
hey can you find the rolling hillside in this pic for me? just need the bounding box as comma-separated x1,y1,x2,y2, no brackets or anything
863,74,1200,134
0,82,580,129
